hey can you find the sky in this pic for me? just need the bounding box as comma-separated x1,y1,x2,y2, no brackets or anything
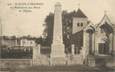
0,0,115,37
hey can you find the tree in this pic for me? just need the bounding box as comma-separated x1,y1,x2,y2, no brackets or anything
35,36,42,44
43,11,76,48
42,13,54,46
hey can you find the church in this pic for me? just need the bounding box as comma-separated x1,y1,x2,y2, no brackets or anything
70,8,115,66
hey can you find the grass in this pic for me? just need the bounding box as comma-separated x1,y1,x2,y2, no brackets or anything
1,65,115,72
15,65,115,72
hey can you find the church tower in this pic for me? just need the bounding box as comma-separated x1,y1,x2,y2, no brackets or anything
71,8,89,55
72,8,88,34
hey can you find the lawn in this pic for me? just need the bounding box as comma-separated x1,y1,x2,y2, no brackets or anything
4,65,114,72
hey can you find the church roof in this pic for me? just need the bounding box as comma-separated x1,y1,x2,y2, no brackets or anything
96,14,113,28
73,8,87,18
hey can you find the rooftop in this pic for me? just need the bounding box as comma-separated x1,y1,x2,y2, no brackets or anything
72,8,87,18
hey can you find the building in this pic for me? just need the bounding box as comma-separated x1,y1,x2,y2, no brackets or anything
69,8,115,66
0,36,36,59
19,37,36,47
0,36,36,47
1,36,17,47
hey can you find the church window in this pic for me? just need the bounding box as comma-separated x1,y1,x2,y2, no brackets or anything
81,23,83,26
77,23,80,26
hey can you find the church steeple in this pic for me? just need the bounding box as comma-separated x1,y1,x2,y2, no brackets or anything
72,8,88,34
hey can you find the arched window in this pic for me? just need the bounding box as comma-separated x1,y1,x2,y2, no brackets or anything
81,23,83,26
77,23,80,26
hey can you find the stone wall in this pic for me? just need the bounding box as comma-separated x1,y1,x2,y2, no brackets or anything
0,59,32,68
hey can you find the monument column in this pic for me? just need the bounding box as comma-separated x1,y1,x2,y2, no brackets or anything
50,2,66,65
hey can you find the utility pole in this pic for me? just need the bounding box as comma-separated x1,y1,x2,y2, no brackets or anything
0,18,2,36
0,17,2,58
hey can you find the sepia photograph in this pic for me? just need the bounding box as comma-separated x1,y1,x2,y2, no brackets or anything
0,0,115,72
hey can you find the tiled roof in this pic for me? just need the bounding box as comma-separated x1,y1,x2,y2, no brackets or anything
73,8,87,18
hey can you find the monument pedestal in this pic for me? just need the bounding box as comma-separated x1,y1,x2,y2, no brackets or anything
50,2,66,65
33,58,41,65
50,57,66,65
50,43,66,65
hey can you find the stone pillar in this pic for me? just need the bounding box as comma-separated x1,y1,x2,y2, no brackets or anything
83,30,89,57
50,2,66,65
112,26,115,67
71,44,75,55
33,44,41,65
95,31,99,55
109,33,113,54
113,28,115,55
92,33,95,54
89,33,92,54
83,30,96,66
82,30,89,65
